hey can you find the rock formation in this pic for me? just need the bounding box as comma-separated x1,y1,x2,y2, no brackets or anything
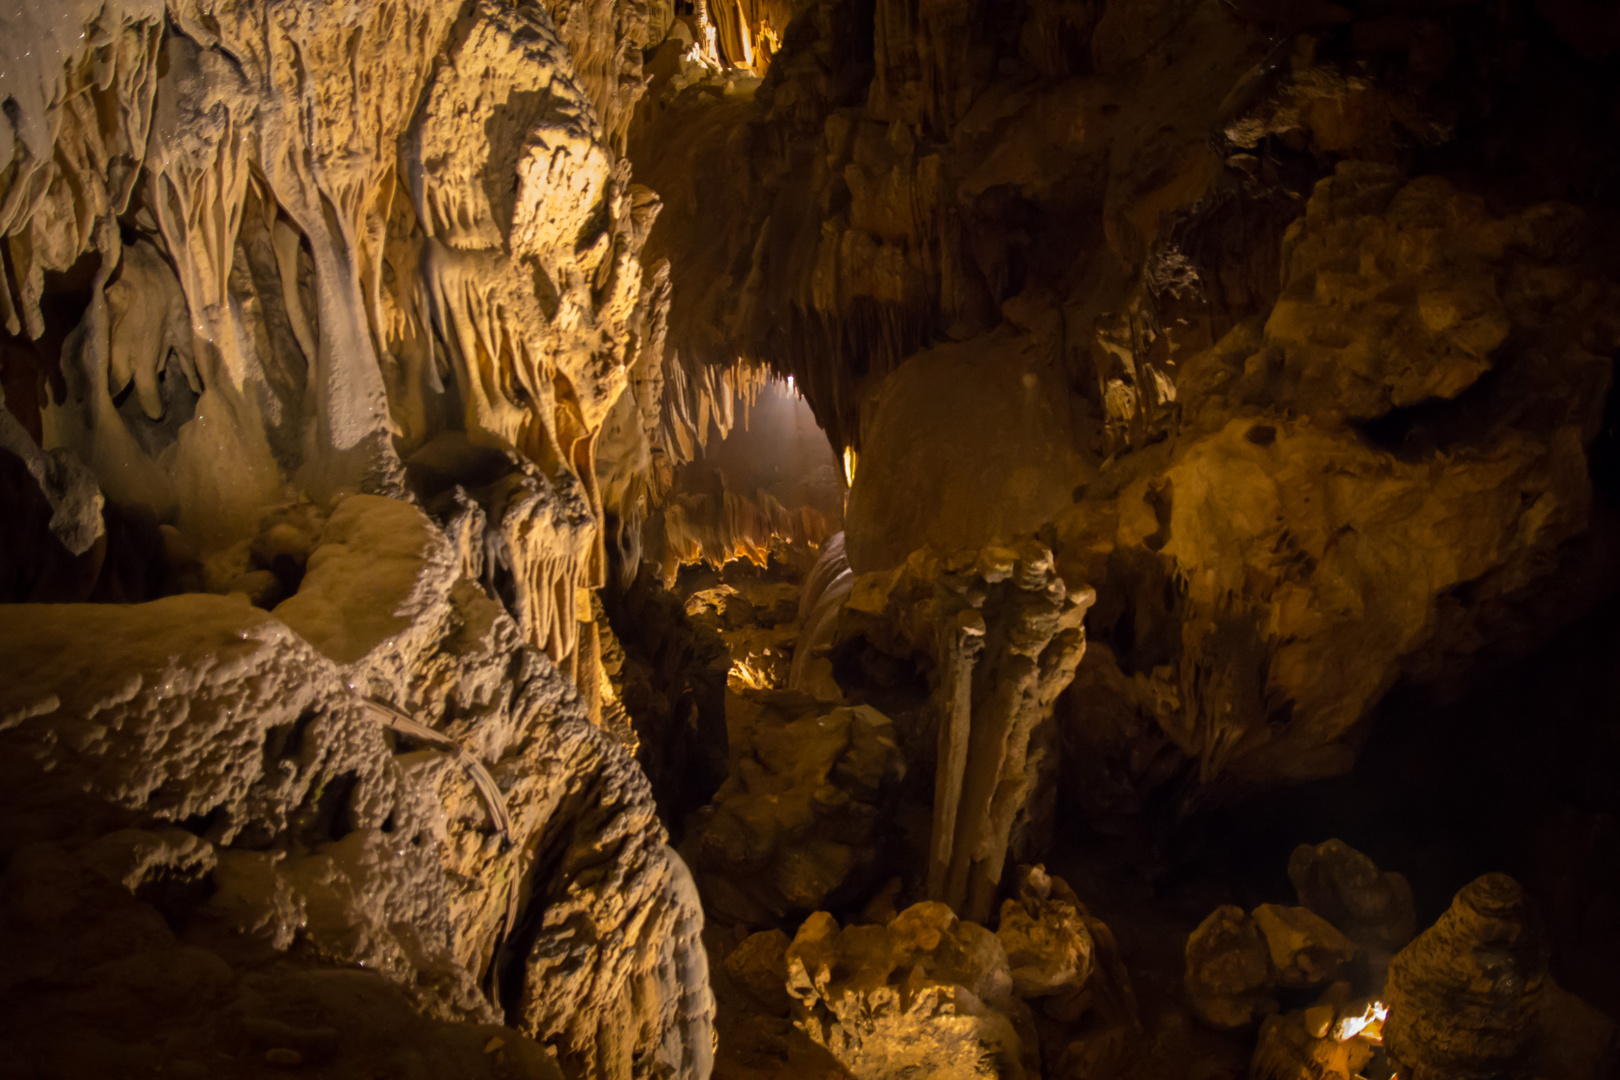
785,901,1041,1080
0,505,717,1076
631,0,1620,818
1185,906,1277,1030
8,0,1620,1076
687,693,906,923
1384,872,1616,1080
1288,838,1416,954
831,540,1093,923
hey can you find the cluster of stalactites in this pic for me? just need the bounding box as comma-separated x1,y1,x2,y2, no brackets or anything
706,0,799,76
0,0,673,679
656,356,773,473
656,487,834,580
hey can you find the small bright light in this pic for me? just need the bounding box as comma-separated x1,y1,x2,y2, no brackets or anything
1331,999,1388,1043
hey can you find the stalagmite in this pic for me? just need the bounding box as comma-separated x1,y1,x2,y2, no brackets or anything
835,540,1093,923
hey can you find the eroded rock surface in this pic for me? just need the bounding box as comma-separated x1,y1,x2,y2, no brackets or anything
0,528,716,1077
631,0,1620,819
833,540,1093,922
1288,839,1416,954
1185,906,1277,1031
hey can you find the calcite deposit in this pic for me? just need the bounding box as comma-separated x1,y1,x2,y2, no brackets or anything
832,540,1094,923
634,0,1620,816
0,546,715,1077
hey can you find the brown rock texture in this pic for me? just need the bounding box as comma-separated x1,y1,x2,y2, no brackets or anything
0,511,716,1077
1288,839,1416,953
1251,904,1360,991
997,865,1096,1002
832,540,1093,923
1384,872,1615,1080
630,0,1620,817
1184,905,1277,1030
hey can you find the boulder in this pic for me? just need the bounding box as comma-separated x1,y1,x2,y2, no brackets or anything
997,865,1095,1001
1288,839,1416,952
786,902,1041,1080
1184,905,1277,1029
1251,904,1360,990
689,694,905,923
1385,873,1615,1080
724,929,795,1016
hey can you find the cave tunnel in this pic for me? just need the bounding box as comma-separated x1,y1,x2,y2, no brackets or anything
3,1,1620,1078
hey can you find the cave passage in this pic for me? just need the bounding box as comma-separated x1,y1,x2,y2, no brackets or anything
3,1,1620,1079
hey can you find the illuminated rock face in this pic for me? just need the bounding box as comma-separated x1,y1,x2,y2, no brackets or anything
6,0,1620,1076
0,524,715,1077
0,2,721,1076
786,901,1040,1080
0,0,687,669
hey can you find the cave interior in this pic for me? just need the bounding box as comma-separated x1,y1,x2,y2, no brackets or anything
3,0,1620,1078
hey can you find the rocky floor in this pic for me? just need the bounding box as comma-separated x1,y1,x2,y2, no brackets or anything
643,542,1620,1080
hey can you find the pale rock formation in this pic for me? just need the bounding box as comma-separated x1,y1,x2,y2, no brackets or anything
658,487,835,578
786,902,1041,1080
790,530,856,700
0,0,684,687
688,693,906,923
1384,872,1616,1080
1288,839,1416,953
0,594,487,1016
834,540,1093,922
0,550,717,1077
0,386,104,557
0,838,568,1079
685,576,803,690
1184,905,1277,1030
274,494,460,680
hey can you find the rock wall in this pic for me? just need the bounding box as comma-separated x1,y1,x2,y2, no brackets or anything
630,0,1620,809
